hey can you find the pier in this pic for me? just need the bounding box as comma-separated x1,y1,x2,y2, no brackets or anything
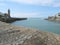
0,17,27,23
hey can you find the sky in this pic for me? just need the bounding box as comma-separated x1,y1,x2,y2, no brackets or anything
0,0,60,18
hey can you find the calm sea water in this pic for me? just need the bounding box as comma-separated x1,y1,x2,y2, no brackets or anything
11,18,60,34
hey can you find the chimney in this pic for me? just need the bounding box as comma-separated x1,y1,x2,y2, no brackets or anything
8,9,10,18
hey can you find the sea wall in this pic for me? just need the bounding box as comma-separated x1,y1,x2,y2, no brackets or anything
0,17,27,23
0,21,60,45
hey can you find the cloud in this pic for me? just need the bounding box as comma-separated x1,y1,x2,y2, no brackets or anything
7,0,53,5
0,3,6,6
0,0,6,6
11,12,40,18
53,2,60,7
6,0,60,7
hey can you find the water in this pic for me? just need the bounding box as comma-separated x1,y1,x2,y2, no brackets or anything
11,18,60,34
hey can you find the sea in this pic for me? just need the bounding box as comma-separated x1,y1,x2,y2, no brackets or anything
11,18,60,34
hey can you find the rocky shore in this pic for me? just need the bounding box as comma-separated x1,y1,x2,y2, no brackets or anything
0,21,60,45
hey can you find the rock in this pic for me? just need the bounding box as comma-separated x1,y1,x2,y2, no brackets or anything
0,21,60,45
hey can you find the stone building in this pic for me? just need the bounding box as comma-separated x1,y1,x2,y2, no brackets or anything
0,9,11,19
55,13,60,19
47,13,60,20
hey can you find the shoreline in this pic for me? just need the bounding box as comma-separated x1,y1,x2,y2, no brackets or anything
0,21,60,45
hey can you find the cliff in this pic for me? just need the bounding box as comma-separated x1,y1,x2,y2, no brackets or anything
0,21,60,45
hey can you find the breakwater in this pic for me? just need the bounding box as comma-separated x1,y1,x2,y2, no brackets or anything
0,17,27,23
0,21,60,45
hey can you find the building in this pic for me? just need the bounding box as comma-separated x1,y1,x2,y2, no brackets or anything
55,13,60,19
0,9,11,22
47,13,60,20
0,9,11,19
